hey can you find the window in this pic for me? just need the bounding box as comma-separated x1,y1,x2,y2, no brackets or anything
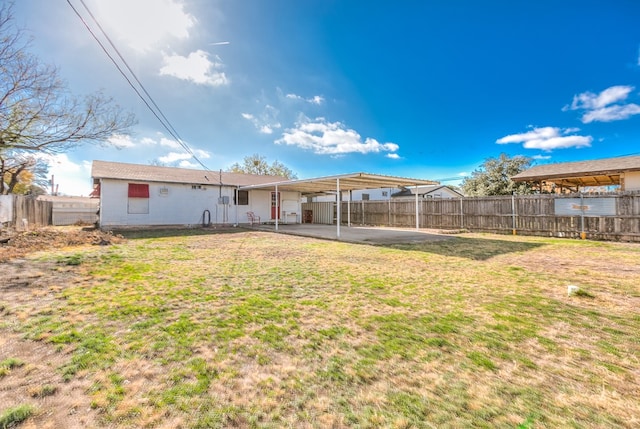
236,190,249,205
128,183,149,214
362,193,370,201
382,191,388,197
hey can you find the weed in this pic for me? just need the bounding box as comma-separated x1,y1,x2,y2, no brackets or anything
467,351,497,370
29,384,58,398
0,404,35,428
573,288,595,298
0,357,24,370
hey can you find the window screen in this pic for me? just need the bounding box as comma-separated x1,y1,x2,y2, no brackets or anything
236,190,249,205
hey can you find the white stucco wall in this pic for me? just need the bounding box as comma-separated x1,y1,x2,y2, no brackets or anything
624,171,640,191
98,179,300,227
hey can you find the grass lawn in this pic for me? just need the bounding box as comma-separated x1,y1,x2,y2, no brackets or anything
1,229,639,428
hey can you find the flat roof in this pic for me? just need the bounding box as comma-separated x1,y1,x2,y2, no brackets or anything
512,155,640,187
239,172,438,194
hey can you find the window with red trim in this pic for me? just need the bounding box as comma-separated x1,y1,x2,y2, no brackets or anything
128,183,149,198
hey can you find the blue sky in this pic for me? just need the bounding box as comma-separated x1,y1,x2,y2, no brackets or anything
12,0,640,195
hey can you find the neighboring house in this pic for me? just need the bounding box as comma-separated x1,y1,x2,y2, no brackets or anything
308,185,460,202
512,155,640,192
309,188,396,202
91,160,301,228
391,185,463,199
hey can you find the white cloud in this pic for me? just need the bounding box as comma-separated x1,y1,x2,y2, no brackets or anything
241,105,281,134
276,116,400,156
386,153,400,159
194,149,211,159
178,160,200,168
532,154,552,160
567,85,632,110
157,149,210,164
286,93,325,105
158,152,192,163
581,104,640,123
108,134,136,149
564,85,640,123
160,50,228,86
93,0,195,52
159,137,182,149
497,127,592,151
42,154,93,196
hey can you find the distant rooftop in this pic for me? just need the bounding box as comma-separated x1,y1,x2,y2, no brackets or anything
512,155,640,187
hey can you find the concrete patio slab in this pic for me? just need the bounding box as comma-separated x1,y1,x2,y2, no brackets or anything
249,223,455,245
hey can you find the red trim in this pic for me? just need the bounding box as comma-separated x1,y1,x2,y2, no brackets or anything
128,183,149,198
90,184,101,198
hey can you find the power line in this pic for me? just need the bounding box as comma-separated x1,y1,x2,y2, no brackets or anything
65,0,211,171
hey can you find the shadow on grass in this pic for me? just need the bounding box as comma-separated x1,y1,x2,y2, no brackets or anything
386,236,545,261
112,226,248,240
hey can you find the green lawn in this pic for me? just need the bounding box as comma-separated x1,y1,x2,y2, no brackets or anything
2,229,639,428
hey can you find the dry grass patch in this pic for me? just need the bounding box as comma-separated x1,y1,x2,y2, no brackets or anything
0,228,638,428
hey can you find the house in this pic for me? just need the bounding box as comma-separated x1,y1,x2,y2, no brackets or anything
91,160,301,228
512,155,640,192
307,184,459,202
92,160,439,234
390,185,463,199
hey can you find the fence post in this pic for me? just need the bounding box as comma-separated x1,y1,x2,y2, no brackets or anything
512,193,517,235
415,185,419,229
460,197,464,229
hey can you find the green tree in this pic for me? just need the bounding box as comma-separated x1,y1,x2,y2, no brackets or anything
461,153,534,196
0,2,135,193
228,154,298,179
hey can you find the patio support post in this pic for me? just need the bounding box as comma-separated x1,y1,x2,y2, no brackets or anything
234,186,239,226
275,184,279,231
336,178,341,238
347,190,351,227
415,185,419,230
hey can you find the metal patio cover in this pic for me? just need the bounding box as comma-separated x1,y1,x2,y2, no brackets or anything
238,172,438,194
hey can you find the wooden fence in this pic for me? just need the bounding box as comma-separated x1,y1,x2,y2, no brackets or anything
303,192,640,242
0,195,52,231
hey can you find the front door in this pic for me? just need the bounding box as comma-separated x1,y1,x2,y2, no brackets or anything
271,192,280,219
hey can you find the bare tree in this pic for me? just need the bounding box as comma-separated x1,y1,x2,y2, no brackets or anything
0,151,48,194
0,2,135,191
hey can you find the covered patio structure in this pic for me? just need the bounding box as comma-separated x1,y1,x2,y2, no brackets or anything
511,155,640,192
239,172,438,239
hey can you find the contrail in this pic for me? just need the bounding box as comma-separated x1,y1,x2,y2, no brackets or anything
210,41,230,46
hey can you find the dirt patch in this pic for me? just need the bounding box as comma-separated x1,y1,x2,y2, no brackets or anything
0,227,124,262
0,332,99,429
0,226,124,428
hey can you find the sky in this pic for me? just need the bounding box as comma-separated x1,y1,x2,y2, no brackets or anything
10,0,640,195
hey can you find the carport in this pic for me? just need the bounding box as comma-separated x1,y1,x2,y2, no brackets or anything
239,172,437,238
